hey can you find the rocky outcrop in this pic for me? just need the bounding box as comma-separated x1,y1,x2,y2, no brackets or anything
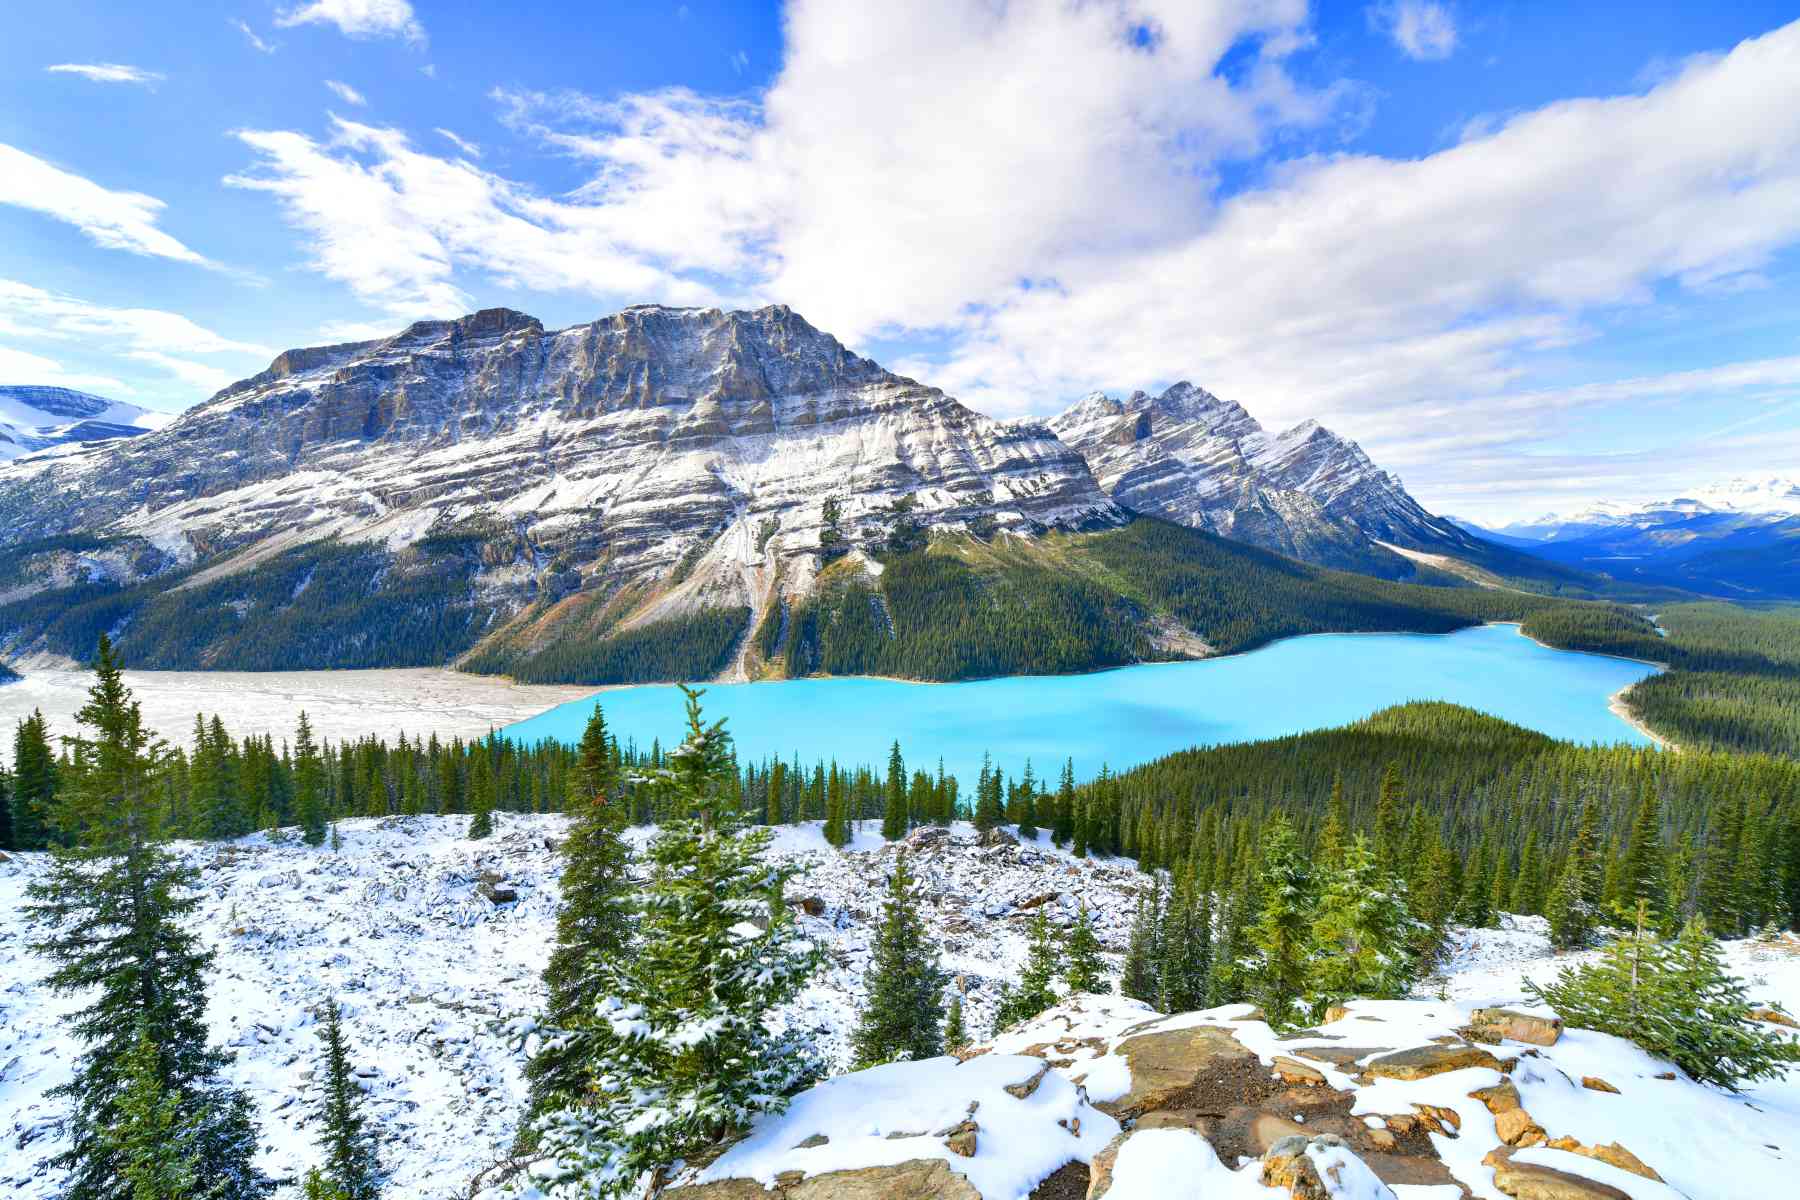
1049,383,1477,577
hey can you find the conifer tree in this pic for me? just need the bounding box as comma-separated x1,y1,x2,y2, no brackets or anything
1526,905,1799,1090
944,994,968,1052
522,711,635,1137
532,688,820,1199
309,998,380,1200
1315,769,1348,869
294,712,327,847
108,1027,201,1200
1016,760,1038,840
1308,834,1417,1016
1051,759,1075,847
973,753,1003,834
1119,884,1162,1006
1064,905,1108,994
1246,816,1312,1028
12,709,57,850
1157,867,1209,1013
467,766,494,840
1374,762,1406,870
1547,801,1603,947
881,741,907,840
1618,784,1666,912
995,910,1061,1029
25,637,270,1200
852,852,947,1066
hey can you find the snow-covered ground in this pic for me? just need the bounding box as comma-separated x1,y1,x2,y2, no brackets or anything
0,667,597,761
3,817,1796,1198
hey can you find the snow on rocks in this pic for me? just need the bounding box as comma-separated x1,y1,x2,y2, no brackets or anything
673,1053,1117,1198
1,816,1145,1199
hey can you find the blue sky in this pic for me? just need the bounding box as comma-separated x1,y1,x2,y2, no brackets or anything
3,1,1799,521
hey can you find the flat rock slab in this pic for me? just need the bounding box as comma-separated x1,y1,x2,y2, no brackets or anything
1485,1147,1634,1200
666,1160,982,1200
1366,1043,1510,1081
1100,1025,1262,1117
1470,1008,1563,1047
1293,1046,1392,1069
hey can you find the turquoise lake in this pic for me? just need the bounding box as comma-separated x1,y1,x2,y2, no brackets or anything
499,623,1660,785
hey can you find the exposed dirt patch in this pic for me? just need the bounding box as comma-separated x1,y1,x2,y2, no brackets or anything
1027,1161,1089,1200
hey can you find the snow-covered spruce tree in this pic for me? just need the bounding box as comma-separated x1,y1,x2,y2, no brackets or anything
1307,834,1418,1018
468,763,495,840
1119,883,1162,1006
1526,904,1799,1090
309,997,381,1200
995,909,1061,1029
24,636,270,1200
521,707,635,1140
532,686,821,1198
852,851,948,1067
1246,815,1314,1029
1064,904,1109,995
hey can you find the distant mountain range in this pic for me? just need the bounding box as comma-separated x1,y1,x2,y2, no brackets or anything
0,384,167,462
1451,477,1800,599
0,304,1602,679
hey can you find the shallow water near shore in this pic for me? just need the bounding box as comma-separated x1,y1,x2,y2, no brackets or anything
501,623,1661,784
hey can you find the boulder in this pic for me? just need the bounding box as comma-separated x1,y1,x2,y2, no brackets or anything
1579,1076,1620,1094
476,881,517,904
1469,1008,1563,1047
793,895,827,917
1272,1055,1329,1087
1099,1025,1260,1117
1470,1079,1544,1147
1483,1147,1633,1200
1365,1043,1509,1081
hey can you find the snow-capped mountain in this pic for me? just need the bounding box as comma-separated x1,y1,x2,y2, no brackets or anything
0,305,1122,665
1048,383,1478,576
1461,481,1800,599
0,384,167,462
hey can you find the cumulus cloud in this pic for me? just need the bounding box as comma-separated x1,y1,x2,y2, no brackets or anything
1367,1,1457,61
46,63,165,85
325,79,367,106
277,0,423,44
225,7,1800,513
0,143,212,266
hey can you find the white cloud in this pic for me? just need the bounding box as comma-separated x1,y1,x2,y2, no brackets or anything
46,63,165,85
231,19,278,54
277,0,424,44
0,345,129,395
325,79,368,106
0,143,212,266
1367,1,1457,61
434,128,481,158
226,116,732,319
224,8,1800,515
0,280,271,399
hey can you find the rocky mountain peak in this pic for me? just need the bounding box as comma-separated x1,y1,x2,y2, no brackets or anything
1051,382,1466,576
